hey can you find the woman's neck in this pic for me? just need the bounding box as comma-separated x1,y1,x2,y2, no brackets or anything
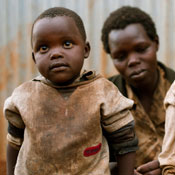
133,69,159,96
131,69,159,113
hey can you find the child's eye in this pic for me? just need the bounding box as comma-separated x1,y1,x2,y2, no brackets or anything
63,41,73,49
39,46,49,53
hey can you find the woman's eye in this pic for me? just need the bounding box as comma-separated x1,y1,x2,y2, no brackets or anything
117,55,125,60
136,46,148,53
63,41,73,49
113,54,126,61
39,46,48,53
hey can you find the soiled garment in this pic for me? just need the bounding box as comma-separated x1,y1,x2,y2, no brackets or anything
126,67,170,167
109,64,173,167
158,80,175,175
4,71,134,175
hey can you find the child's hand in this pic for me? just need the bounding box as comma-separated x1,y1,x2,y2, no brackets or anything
136,160,161,175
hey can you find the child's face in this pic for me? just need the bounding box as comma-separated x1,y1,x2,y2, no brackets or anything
32,16,90,86
108,23,158,88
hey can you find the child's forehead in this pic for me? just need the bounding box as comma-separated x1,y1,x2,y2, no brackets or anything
34,16,75,28
32,16,84,43
33,16,79,36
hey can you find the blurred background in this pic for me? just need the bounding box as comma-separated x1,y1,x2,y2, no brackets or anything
0,0,175,174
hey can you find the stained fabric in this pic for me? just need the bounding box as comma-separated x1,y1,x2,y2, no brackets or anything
158,80,175,174
109,63,175,167
4,71,134,175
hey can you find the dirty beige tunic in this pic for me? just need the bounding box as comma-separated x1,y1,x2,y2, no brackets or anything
4,73,134,175
158,80,175,175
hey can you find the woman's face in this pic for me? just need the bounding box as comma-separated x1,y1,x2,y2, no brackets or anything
108,23,159,88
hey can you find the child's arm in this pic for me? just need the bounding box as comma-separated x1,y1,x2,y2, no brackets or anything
104,121,138,175
6,123,24,175
101,80,138,174
116,151,135,175
6,143,19,175
3,96,25,175
113,121,137,175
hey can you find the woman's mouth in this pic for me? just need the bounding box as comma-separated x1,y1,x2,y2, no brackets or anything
130,70,146,79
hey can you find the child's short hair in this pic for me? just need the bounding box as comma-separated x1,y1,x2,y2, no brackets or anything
101,6,158,53
31,7,86,46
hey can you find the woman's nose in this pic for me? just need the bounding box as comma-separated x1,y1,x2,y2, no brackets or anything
128,53,140,67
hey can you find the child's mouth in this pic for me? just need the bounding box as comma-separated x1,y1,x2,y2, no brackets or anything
49,62,69,72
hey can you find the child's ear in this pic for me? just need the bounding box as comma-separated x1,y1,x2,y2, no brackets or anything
84,42,90,59
32,52,36,63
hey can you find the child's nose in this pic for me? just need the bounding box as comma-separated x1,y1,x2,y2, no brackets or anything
50,48,63,60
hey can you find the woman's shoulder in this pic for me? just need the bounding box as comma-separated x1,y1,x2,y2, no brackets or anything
158,62,175,83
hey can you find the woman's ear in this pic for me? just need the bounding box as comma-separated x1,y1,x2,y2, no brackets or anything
32,52,36,63
154,35,159,51
84,42,90,59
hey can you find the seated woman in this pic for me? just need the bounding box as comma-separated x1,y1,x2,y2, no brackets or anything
101,6,175,175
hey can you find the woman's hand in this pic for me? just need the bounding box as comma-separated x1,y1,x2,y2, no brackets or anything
135,160,161,175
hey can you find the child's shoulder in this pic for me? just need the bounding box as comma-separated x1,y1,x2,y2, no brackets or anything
12,77,42,95
4,79,37,108
93,74,120,92
79,71,110,87
14,80,35,90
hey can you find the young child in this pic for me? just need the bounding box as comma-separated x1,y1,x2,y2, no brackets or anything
4,7,138,175
158,81,175,175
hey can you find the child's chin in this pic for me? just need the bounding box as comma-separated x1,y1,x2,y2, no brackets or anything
52,79,74,86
